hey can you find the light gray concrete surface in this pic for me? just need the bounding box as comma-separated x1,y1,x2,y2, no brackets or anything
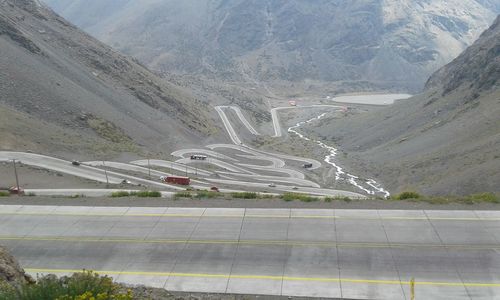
329,94,412,105
1,205,499,299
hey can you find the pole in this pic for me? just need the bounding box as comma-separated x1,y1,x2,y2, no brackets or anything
410,277,415,300
148,158,151,179
12,159,20,195
104,170,109,187
102,161,109,187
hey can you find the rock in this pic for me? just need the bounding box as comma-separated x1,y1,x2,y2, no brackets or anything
0,246,35,285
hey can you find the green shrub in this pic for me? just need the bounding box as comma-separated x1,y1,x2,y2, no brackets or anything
469,193,499,203
174,191,192,199
0,270,133,300
324,196,333,202
196,190,219,198
260,193,275,199
230,192,258,199
135,191,161,198
394,191,421,200
0,191,9,197
110,191,131,198
281,193,317,202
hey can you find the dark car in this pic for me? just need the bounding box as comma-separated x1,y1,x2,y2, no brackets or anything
72,161,81,166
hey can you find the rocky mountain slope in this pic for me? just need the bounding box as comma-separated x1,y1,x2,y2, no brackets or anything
44,0,498,92
315,16,500,195
0,0,218,159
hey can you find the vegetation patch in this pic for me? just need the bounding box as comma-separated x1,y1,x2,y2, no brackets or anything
325,196,352,202
195,190,219,199
174,191,192,199
393,191,422,200
469,193,499,203
391,192,499,205
110,191,131,198
132,191,162,198
0,270,132,300
230,192,258,199
281,192,318,202
87,117,133,144
0,191,9,197
111,191,161,198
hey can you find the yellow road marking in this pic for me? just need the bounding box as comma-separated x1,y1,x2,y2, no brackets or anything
1,211,499,221
2,236,499,250
24,268,500,287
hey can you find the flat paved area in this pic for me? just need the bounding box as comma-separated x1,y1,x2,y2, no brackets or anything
1,205,500,299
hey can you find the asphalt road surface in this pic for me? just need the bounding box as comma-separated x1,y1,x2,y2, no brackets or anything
1,205,499,299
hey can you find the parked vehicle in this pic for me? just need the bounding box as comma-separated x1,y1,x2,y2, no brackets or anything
210,186,220,192
268,183,276,187
303,163,313,168
190,155,208,160
162,176,190,185
9,186,24,195
72,161,81,166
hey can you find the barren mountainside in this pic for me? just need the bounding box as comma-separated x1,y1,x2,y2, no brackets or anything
44,0,498,92
317,16,500,195
0,0,218,159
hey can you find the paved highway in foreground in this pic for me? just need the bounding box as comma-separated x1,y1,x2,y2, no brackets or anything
1,205,499,299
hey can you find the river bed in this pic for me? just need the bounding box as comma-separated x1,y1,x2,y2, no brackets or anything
288,113,390,198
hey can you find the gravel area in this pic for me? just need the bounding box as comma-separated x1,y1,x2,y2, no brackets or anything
1,196,499,210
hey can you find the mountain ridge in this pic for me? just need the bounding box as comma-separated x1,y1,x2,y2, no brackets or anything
315,15,500,195
0,0,219,159
44,0,498,92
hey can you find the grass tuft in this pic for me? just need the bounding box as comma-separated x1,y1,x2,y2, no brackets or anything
0,191,9,197
134,191,161,198
196,190,219,199
281,192,318,202
230,192,258,199
394,191,421,200
469,193,499,203
111,191,161,198
110,191,131,198
174,191,192,199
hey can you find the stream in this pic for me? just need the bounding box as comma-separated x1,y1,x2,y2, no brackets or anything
288,113,391,198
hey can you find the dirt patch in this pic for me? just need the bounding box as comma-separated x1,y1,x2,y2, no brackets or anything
1,195,500,210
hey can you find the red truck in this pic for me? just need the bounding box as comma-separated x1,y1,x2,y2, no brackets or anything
162,176,190,186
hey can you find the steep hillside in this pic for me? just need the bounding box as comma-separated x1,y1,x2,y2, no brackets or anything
44,0,498,92
0,0,218,159
315,16,500,195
